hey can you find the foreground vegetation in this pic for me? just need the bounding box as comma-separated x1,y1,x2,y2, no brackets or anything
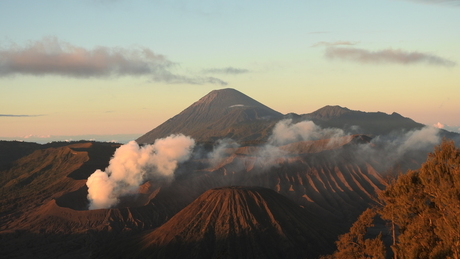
324,139,460,259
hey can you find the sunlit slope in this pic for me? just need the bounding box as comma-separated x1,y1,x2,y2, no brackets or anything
99,187,336,259
137,88,283,143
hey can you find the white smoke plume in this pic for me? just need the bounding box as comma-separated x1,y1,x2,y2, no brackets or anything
262,120,441,173
397,126,440,155
207,139,240,167
358,126,441,171
239,119,347,169
86,134,195,210
268,119,346,146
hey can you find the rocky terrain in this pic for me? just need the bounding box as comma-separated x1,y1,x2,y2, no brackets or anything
1,88,457,258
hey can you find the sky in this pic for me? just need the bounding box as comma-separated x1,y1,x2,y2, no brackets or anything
1,0,459,143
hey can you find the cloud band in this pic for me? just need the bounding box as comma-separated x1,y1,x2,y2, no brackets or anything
325,47,456,67
0,37,227,85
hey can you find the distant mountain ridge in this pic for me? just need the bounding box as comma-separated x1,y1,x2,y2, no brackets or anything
138,88,454,144
306,105,353,120
299,105,425,136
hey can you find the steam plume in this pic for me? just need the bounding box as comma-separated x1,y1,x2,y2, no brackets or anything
268,119,345,146
241,119,348,169
358,126,441,171
86,134,195,210
398,126,440,154
262,120,441,173
208,139,240,167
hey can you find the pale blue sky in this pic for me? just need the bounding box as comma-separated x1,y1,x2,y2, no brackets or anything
1,0,459,142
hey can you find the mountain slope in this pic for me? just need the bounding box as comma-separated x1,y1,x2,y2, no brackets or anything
0,141,41,171
136,88,283,143
137,90,454,145
0,142,176,259
98,186,337,259
301,105,425,136
0,135,424,258
169,135,388,223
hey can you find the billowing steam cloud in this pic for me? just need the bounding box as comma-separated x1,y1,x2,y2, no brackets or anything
0,37,227,85
261,119,441,172
268,119,345,146
363,126,441,166
86,134,195,210
86,120,444,209
203,119,443,174
207,139,240,167
398,126,440,154
237,119,348,168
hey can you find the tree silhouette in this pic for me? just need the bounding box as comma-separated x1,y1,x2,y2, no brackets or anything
324,139,460,259
322,208,385,259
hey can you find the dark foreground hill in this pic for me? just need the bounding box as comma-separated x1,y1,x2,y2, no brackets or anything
0,136,388,258
96,186,337,259
0,142,172,258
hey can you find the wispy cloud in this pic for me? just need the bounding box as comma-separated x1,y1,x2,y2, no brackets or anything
93,0,121,3
150,71,227,85
325,47,456,67
0,37,227,85
308,31,331,34
0,114,44,117
311,41,359,47
399,0,460,6
202,67,250,75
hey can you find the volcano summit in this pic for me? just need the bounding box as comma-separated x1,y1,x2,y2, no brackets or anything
137,88,283,143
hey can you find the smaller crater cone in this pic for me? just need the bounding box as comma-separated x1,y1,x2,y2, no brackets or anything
102,186,336,259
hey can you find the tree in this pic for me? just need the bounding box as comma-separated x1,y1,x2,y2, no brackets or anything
323,208,385,259
324,139,460,259
379,139,460,258
418,139,460,259
379,169,437,258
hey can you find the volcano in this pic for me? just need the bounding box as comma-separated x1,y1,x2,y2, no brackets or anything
137,88,283,144
98,186,336,259
137,88,456,144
